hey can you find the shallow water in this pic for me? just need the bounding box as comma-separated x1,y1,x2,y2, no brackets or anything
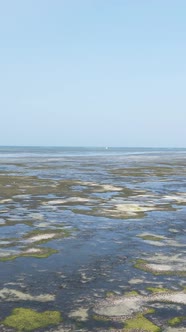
0,147,186,331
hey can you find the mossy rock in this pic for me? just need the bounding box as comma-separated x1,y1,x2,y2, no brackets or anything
2,307,62,331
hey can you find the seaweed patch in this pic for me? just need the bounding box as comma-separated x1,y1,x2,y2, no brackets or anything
2,308,62,331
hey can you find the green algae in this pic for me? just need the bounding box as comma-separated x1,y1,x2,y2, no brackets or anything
0,255,19,262
137,235,164,241
124,310,161,332
146,287,170,293
0,248,58,262
0,220,34,228
0,174,82,199
110,166,176,178
124,290,139,296
106,291,116,297
168,316,186,326
92,315,110,322
2,308,62,331
0,238,18,247
134,259,147,270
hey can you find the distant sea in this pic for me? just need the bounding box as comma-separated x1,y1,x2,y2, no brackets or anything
0,146,186,158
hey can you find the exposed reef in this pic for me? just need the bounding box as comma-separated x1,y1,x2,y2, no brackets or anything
0,247,58,262
93,288,186,317
134,254,186,276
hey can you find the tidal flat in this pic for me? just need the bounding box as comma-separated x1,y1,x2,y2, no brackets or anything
0,147,185,332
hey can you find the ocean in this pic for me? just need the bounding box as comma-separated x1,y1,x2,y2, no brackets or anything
0,147,185,331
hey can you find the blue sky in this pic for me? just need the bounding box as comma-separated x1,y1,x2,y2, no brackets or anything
0,0,186,147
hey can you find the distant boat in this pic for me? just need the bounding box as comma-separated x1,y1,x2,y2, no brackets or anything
105,147,109,150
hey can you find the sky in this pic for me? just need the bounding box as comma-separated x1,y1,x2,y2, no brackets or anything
0,0,186,147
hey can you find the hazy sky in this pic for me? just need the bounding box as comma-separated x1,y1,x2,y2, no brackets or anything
0,1,186,147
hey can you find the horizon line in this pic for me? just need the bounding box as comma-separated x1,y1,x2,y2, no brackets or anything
0,145,186,149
